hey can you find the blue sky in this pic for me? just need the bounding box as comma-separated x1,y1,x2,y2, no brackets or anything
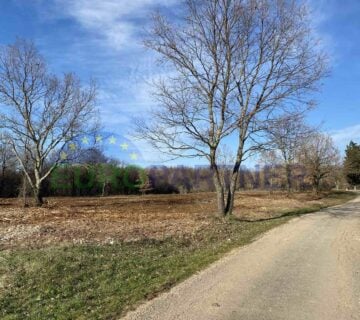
0,0,359,166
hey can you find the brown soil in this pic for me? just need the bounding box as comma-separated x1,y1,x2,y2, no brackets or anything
0,191,332,249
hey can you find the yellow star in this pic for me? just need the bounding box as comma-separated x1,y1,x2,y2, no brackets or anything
69,143,77,151
96,135,103,143
82,136,89,145
120,142,129,150
109,136,117,144
130,153,138,161
60,151,68,160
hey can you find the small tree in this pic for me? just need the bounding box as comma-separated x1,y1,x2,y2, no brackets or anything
266,114,312,194
343,141,360,189
0,40,97,206
300,133,339,194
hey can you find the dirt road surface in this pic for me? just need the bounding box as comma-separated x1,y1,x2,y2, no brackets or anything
122,197,360,320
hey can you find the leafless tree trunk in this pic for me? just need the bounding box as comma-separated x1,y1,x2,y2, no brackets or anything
137,0,327,216
21,137,30,207
0,40,98,206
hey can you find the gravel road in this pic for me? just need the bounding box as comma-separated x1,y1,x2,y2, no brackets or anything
122,197,360,320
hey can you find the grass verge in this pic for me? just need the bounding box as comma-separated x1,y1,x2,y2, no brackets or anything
0,191,356,320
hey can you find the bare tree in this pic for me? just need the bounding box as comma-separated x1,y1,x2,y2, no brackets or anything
299,132,340,194
0,40,98,206
266,114,312,195
137,0,327,216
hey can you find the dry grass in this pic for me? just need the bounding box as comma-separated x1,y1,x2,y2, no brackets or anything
0,191,353,249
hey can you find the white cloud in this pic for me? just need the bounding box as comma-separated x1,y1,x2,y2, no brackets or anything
331,124,360,151
55,0,177,50
40,0,179,135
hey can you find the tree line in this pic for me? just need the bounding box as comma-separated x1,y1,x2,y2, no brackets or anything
0,140,355,199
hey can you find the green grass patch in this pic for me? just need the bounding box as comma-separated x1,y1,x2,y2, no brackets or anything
0,218,293,320
0,191,356,320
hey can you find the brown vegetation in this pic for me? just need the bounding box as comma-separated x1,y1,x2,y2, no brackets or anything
0,192,346,249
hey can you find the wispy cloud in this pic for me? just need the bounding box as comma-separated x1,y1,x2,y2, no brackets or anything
55,0,177,50
29,0,178,139
331,124,360,151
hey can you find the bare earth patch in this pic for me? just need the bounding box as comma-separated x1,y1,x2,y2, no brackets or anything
0,191,348,249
